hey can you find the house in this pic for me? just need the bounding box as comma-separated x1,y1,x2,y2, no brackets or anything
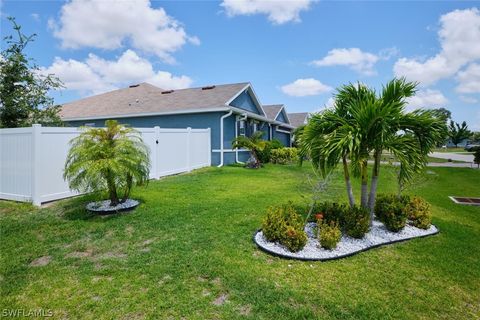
263,104,293,146
60,82,295,166
287,112,309,129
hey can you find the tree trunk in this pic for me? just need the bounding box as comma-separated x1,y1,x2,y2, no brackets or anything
360,160,369,208
105,170,119,207
367,150,381,225
251,149,261,168
342,156,355,207
121,174,132,203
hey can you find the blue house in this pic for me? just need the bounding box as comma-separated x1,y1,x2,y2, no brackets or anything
60,82,295,166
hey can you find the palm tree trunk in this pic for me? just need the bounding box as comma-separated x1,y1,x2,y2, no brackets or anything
342,156,355,207
251,149,260,168
105,170,119,207
368,150,381,224
360,160,369,208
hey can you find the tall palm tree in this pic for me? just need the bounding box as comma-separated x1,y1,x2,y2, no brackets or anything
300,78,446,224
64,120,150,206
232,130,267,168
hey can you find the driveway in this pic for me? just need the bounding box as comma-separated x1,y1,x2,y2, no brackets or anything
429,152,474,163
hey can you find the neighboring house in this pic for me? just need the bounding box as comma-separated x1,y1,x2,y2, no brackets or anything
263,104,293,147
288,112,309,129
445,138,469,148
60,82,296,166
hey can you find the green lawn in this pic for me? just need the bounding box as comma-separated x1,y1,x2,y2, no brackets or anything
1,165,479,319
427,156,467,163
433,147,470,153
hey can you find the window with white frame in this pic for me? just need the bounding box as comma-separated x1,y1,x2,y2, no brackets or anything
239,120,246,136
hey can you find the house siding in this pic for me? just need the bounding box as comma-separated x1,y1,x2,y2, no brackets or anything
276,111,288,123
230,90,262,114
273,129,291,147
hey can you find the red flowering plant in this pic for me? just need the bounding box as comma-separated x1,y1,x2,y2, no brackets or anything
315,212,324,221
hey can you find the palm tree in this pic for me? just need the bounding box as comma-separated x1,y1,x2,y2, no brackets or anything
64,120,150,207
300,78,446,225
232,130,267,168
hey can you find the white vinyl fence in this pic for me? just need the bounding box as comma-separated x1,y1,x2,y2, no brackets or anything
0,124,211,206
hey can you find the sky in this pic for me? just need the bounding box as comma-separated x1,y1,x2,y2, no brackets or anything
1,0,479,130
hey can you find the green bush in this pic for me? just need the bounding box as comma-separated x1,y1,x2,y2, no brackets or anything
344,205,370,238
404,196,432,229
262,203,307,252
474,148,480,167
318,221,342,250
283,226,308,252
375,194,408,232
313,202,346,225
257,139,283,163
270,147,299,164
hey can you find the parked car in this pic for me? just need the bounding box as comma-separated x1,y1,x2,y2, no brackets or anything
464,144,480,151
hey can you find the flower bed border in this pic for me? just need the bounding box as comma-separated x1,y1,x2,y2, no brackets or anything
86,199,140,214
253,226,440,261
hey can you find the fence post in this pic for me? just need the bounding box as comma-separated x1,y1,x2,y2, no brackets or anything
31,124,42,206
187,127,192,172
154,126,160,179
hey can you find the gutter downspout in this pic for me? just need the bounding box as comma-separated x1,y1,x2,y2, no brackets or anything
217,110,233,167
236,113,248,164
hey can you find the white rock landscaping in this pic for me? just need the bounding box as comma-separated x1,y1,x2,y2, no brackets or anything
86,199,139,213
254,220,438,261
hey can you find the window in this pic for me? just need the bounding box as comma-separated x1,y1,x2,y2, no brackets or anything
239,120,246,136
84,123,95,127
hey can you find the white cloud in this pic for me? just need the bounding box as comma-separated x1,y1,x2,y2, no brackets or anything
281,78,332,97
31,13,40,22
49,0,198,63
456,63,480,93
221,0,313,24
406,89,448,109
394,8,480,86
312,48,384,76
40,50,192,96
459,95,479,104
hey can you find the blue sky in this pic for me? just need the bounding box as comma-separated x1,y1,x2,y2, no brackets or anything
1,0,479,130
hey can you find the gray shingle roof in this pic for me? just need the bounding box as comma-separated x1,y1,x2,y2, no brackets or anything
262,104,283,120
288,112,309,128
60,82,249,120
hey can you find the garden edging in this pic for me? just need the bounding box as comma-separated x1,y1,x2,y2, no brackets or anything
253,222,440,261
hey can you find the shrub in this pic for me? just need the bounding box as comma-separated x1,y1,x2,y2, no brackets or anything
375,194,407,232
313,202,346,225
404,196,432,229
283,226,308,252
270,147,299,164
474,147,480,167
262,203,307,252
318,221,342,250
344,205,370,238
257,139,283,163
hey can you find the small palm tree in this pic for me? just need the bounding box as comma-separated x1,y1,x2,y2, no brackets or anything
232,130,266,168
300,78,445,225
64,120,150,207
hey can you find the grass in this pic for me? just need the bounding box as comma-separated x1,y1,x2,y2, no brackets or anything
426,156,467,163
1,164,479,319
433,147,470,153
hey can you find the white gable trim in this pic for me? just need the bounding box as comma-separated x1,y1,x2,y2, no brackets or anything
273,105,291,125
225,83,267,117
